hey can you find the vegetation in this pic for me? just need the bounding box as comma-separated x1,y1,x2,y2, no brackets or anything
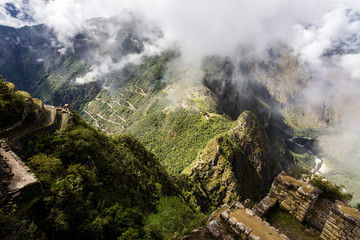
7,112,181,239
145,196,206,239
128,104,233,174
0,209,37,240
267,206,321,240
0,76,26,129
310,175,352,202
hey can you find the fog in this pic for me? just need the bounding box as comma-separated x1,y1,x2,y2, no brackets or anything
2,0,360,202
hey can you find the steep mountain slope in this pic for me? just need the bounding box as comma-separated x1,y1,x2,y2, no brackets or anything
187,111,273,206
0,20,299,177
0,79,182,239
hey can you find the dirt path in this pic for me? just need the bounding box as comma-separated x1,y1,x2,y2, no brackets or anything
0,147,38,191
9,105,56,141
84,110,110,134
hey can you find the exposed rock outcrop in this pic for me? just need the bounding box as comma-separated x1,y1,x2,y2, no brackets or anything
190,110,273,206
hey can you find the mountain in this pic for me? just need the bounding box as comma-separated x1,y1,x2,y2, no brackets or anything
0,78,180,239
1,11,360,239
0,77,291,239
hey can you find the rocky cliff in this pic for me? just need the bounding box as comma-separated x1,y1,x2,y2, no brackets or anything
189,110,273,206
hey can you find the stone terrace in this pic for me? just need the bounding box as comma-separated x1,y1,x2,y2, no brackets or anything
218,204,289,240
321,200,360,240
253,172,322,222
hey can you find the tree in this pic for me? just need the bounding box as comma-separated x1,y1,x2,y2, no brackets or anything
145,196,205,239
28,154,63,186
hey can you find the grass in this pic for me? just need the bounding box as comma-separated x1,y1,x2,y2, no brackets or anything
340,204,360,219
267,206,321,240
290,151,315,169
128,103,233,174
193,97,207,110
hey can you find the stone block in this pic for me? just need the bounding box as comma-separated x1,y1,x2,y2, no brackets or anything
245,208,255,217
235,222,245,232
207,220,222,238
228,217,237,226
235,201,245,209
279,233,290,240
248,234,260,240
244,227,252,235
220,211,229,222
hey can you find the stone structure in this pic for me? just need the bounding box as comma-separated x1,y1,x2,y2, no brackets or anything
218,204,289,240
0,139,44,209
251,172,360,240
252,195,277,218
187,172,360,240
320,201,360,240
266,172,322,222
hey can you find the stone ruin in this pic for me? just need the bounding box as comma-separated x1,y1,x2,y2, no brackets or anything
216,203,289,240
321,201,360,240
251,172,360,240
0,139,44,209
253,171,322,222
202,172,360,240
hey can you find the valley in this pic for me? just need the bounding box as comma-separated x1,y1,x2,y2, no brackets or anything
1,3,360,239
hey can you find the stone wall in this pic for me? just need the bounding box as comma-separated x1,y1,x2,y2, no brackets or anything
267,172,322,222
320,201,360,240
0,139,44,209
217,204,289,240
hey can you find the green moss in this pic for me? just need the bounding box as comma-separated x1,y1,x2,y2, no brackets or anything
32,98,43,109
0,77,27,128
5,82,15,91
17,91,31,98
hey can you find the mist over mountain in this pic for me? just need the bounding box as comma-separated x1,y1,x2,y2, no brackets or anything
1,1,360,239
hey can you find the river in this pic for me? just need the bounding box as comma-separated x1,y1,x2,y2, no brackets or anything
288,137,329,174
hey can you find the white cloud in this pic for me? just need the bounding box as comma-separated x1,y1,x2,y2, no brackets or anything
0,0,348,62
340,54,360,79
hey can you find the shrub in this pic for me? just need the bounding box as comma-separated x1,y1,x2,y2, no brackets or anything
145,196,205,239
310,175,352,202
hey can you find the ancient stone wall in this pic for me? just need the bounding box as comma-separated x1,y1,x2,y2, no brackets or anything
217,204,289,240
0,139,44,209
320,201,360,240
268,172,322,222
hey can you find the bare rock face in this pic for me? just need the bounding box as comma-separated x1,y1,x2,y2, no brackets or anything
207,220,234,240
190,110,273,206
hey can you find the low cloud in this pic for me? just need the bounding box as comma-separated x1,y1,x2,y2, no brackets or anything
1,0,353,62
2,0,360,190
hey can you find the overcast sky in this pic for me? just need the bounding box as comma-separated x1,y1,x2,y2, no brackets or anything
1,0,360,62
